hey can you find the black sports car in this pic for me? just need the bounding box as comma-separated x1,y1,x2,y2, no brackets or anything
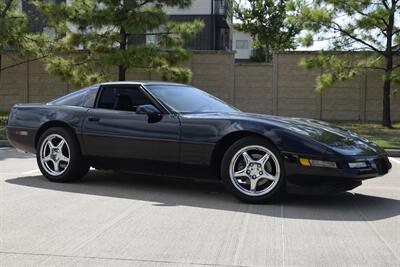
7,81,392,203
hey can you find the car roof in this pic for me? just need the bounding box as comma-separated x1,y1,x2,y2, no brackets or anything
99,81,189,87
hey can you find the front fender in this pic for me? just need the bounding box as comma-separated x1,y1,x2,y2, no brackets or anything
220,120,331,156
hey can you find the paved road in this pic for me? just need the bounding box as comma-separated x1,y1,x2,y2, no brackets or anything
0,147,399,267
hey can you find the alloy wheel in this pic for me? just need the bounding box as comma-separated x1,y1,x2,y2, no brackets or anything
39,134,71,176
229,145,280,197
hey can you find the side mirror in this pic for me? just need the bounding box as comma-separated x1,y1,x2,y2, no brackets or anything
136,104,162,123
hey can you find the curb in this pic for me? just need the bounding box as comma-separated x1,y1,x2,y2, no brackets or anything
0,139,399,157
386,149,400,157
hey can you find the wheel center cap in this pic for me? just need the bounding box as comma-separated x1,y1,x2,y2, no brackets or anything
51,149,59,160
248,163,263,179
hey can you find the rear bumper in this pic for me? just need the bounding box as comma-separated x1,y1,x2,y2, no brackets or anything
6,126,37,154
283,152,392,194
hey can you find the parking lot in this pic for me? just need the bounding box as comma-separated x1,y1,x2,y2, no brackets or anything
0,147,399,266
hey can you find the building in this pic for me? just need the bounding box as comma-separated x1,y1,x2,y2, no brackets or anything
21,0,233,51
165,0,232,50
232,29,254,62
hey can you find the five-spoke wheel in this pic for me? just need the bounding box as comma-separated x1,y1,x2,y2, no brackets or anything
40,134,70,176
222,137,284,203
229,145,280,196
36,127,89,182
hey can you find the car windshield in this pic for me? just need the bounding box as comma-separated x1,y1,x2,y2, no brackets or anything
146,85,239,114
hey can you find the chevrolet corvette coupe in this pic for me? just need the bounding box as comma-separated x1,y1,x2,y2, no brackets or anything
7,81,392,203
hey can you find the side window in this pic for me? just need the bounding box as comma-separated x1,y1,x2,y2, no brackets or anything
83,86,99,108
97,86,152,112
97,87,115,109
50,88,87,107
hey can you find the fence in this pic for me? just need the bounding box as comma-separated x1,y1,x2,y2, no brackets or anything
0,51,399,121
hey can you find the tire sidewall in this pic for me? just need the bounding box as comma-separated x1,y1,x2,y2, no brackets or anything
221,137,285,203
36,127,87,182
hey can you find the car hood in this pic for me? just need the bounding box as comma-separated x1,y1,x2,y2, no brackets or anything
184,112,385,156
267,116,384,156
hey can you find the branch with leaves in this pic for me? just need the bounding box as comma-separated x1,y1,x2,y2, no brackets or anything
36,0,203,86
0,0,51,76
288,0,400,127
234,0,301,62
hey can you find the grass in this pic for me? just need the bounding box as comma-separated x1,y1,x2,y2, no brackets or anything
339,122,400,149
0,112,8,140
0,126,5,140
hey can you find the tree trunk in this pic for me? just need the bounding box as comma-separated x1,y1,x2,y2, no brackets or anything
118,65,126,81
265,44,272,63
118,27,127,81
382,1,395,128
382,56,392,128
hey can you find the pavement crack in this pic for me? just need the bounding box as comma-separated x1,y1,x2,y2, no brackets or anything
351,193,400,262
280,204,285,267
67,198,155,255
232,205,252,266
0,250,253,267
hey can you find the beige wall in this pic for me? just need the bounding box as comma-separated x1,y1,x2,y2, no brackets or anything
0,51,399,122
234,63,273,114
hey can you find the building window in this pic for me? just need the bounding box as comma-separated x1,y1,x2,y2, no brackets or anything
16,0,22,11
146,25,166,45
146,33,157,45
5,0,22,11
43,27,55,40
214,0,226,15
236,40,249,49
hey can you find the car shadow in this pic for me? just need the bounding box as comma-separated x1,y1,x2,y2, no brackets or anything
6,170,400,222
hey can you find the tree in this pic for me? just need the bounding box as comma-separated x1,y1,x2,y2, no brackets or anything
234,0,300,62
288,0,400,128
0,0,48,78
36,0,203,87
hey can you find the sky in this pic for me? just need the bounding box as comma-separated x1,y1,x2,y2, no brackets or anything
232,1,330,51
232,0,397,52
297,39,329,51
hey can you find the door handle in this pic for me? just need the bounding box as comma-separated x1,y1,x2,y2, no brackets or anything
88,117,100,122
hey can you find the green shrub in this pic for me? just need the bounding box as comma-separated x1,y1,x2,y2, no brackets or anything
0,113,8,126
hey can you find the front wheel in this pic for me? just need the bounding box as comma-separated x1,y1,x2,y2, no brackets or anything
221,137,285,203
36,127,89,182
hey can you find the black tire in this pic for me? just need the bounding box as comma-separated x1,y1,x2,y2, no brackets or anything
36,127,89,182
221,136,285,204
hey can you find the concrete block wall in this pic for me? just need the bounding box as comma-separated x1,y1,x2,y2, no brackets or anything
0,55,27,110
365,69,400,122
0,51,399,122
28,59,69,103
322,77,364,121
275,53,322,118
234,63,273,114
191,51,235,104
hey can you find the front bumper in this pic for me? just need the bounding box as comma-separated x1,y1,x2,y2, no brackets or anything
283,152,392,194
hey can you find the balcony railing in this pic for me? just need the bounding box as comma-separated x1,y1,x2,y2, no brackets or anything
214,0,233,25
213,0,230,15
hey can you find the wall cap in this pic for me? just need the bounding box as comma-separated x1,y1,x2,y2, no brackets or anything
191,50,235,55
235,62,273,66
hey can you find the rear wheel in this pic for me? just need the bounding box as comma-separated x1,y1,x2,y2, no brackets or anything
36,127,89,182
221,137,285,203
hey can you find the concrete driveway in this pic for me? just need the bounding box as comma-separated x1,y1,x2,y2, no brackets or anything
0,147,399,266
